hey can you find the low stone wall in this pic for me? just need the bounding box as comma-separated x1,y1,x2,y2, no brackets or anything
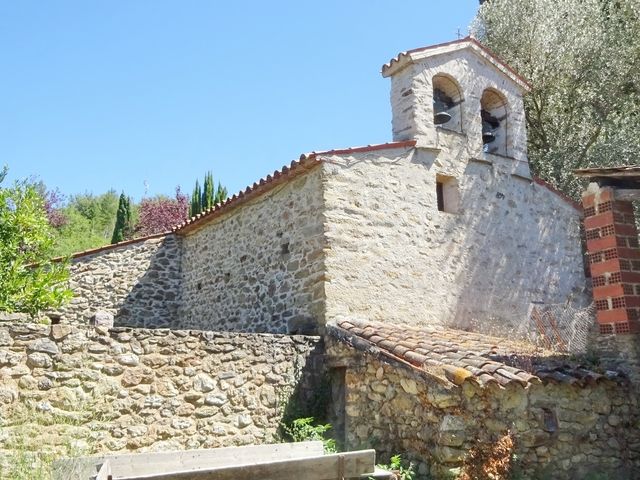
0,323,323,457
593,333,640,386
50,235,182,328
328,340,640,480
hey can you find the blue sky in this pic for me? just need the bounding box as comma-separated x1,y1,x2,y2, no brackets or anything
1,1,479,201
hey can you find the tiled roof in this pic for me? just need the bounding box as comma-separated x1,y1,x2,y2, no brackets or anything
382,37,532,91
574,165,640,178
173,141,417,235
329,318,626,389
55,232,172,261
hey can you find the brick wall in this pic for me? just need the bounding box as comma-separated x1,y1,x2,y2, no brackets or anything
583,187,640,334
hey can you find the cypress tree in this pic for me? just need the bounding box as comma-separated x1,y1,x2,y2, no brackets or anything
124,196,133,239
202,171,214,211
190,180,202,217
111,192,131,244
214,182,228,205
189,173,228,217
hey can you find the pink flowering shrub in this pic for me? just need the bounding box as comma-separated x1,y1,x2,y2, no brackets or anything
135,187,188,237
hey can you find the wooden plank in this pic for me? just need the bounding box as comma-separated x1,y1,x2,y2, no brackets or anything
54,442,325,479
614,189,640,201
93,461,112,480
366,466,395,479
119,450,376,480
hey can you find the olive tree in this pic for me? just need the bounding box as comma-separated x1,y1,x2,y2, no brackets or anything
472,0,640,198
0,170,72,317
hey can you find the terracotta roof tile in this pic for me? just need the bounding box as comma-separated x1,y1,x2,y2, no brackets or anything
328,318,627,389
533,176,582,212
53,232,172,262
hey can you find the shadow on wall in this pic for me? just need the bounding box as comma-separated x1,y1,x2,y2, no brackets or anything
446,161,589,334
278,339,334,443
116,235,183,328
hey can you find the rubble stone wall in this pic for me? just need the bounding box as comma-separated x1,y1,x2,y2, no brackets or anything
0,323,323,456
179,167,326,333
50,235,182,329
328,340,640,480
321,147,588,330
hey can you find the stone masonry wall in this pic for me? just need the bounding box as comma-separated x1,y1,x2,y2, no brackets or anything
179,166,326,334
321,146,588,330
50,235,182,328
0,323,323,458
328,340,640,480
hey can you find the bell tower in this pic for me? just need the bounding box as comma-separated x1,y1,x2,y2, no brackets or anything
382,38,531,174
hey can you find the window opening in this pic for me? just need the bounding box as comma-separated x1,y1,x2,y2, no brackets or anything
435,175,460,213
436,182,445,212
432,74,463,132
480,89,508,156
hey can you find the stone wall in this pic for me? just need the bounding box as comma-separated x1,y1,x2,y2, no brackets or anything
321,146,588,330
593,333,640,385
50,235,182,328
0,323,323,457
179,166,326,334
327,340,640,479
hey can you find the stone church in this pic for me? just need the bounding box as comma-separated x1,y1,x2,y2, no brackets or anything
2,38,638,479
56,38,587,336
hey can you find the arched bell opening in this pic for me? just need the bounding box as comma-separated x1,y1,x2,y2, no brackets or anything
432,74,463,132
480,89,508,156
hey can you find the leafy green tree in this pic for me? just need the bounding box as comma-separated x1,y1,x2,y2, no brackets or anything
51,190,121,257
472,0,640,198
0,171,71,316
111,193,133,244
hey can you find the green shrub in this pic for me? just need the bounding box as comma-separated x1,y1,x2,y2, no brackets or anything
281,416,337,453
375,454,415,480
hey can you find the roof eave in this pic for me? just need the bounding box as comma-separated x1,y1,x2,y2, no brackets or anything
382,38,532,93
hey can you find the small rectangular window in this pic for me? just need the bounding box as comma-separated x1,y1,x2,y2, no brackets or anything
435,175,460,213
436,182,445,212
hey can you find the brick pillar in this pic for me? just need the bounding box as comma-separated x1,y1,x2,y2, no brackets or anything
583,185,640,334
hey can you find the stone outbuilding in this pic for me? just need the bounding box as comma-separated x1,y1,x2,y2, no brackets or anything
51,38,588,338
327,318,638,478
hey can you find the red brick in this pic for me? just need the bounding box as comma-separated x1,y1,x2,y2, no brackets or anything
584,211,615,229
615,224,639,236
597,308,631,324
593,283,625,299
582,194,596,208
620,272,640,283
590,258,621,276
618,247,640,260
586,236,617,251
612,201,634,214
598,189,615,202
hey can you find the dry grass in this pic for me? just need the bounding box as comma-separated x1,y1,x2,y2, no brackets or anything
458,432,515,480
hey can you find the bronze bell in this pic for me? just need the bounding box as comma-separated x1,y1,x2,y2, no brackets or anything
433,89,453,125
481,109,500,144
